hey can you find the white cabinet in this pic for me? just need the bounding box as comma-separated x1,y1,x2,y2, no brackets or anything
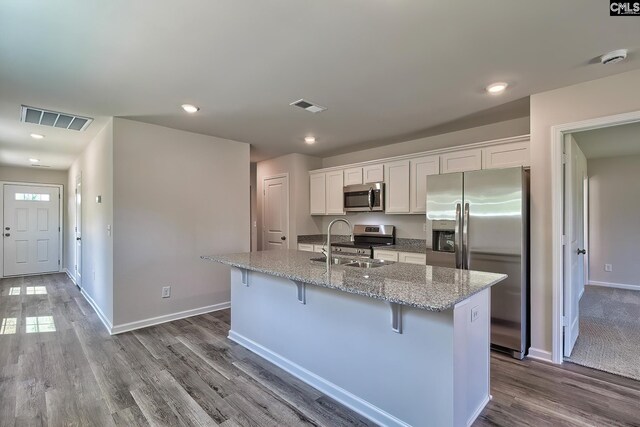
440,149,482,173
310,173,326,215
344,167,363,186
398,252,427,265
373,249,399,262
298,243,315,252
310,171,344,215
410,155,439,214
326,170,345,215
363,164,384,183
313,244,325,253
384,160,410,214
482,141,530,169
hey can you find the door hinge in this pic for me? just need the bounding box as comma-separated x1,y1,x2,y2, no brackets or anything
58,260,60,265
562,315,568,327
58,226,61,232
561,234,566,245
562,154,568,164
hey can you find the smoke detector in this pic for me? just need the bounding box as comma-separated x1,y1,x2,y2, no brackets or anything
290,99,327,113
601,49,628,65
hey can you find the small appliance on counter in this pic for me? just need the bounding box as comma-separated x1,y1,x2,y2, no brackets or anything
426,167,529,359
331,224,395,258
343,183,385,212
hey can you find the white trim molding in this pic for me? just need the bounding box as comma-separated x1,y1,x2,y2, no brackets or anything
588,281,640,291
229,330,411,427
550,109,640,365
81,288,114,334
527,348,554,363
111,301,231,335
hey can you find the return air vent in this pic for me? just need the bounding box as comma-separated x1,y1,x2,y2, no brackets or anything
20,105,93,131
290,99,327,113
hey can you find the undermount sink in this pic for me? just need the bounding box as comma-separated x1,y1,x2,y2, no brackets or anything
344,260,389,269
310,256,355,265
311,257,393,268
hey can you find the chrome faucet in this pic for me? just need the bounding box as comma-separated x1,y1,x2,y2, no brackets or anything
326,218,354,272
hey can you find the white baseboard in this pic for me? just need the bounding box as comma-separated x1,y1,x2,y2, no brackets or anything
467,395,490,427
229,330,411,427
527,347,554,363
64,268,77,286
80,289,114,334
587,280,640,291
111,301,231,335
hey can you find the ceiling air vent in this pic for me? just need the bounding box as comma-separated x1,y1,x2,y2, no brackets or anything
290,99,327,113
20,105,93,131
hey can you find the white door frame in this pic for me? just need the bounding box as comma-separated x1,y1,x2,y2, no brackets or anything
0,181,64,278
550,109,640,364
261,173,290,250
75,173,82,288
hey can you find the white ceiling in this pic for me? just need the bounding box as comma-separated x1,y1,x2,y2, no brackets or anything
1,1,639,169
574,121,640,159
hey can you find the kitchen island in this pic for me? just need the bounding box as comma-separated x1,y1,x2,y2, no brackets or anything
203,250,506,427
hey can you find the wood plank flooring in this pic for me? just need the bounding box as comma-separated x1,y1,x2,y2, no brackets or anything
1,273,639,426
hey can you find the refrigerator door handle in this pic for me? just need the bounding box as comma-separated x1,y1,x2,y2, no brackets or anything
463,202,470,270
455,203,462,269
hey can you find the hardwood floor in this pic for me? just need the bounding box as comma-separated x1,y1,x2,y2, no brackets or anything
1,273,640,427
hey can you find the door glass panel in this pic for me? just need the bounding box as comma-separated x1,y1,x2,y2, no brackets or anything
14,193,50,201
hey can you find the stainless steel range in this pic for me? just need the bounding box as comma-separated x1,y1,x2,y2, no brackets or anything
331,225,395,258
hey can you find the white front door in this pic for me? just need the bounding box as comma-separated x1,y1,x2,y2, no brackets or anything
3,184,60,276
563,136,587,357
262,175,289,250
75,176,82,287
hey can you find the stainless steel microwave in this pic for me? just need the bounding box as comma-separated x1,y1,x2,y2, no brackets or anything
343,183,385,212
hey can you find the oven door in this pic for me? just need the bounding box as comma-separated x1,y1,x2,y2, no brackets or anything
344,183,384,212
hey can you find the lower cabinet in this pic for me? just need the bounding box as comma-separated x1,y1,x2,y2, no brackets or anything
374,249,427,265
398,252,427,265
298,243,325,252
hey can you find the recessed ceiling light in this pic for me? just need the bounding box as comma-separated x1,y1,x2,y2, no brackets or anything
30,133,44,139
181,104,200,113
304,136,316,144
29,158,40,163
486,82,508,95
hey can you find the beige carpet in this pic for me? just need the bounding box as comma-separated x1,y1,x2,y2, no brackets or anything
567,286,640,380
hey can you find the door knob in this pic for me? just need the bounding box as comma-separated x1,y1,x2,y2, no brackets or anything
4,233,9,237
4,227,9,230
76,237,82,241
577,248,586,255
281,236,286,241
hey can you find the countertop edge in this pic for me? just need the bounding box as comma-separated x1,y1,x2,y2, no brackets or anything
202,255,505,312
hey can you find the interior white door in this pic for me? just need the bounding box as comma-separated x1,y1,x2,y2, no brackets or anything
3,184,60,276
75,176,82,287
262,176,289,250
563,136,587,357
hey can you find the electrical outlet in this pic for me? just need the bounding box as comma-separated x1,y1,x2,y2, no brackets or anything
604,264,613,272
471,306,480,323
162,286,171,298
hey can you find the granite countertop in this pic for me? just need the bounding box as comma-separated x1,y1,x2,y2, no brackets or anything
202,250,506,312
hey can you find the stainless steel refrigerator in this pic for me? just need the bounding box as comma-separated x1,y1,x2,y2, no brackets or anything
426,167,529,359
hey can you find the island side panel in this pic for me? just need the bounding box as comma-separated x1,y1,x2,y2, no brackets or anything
228,268,458,427
453,288,491,427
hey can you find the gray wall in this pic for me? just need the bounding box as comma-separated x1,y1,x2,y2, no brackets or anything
587,155,640,288
322,117,529,168
529,68,640,355
66,119,114,323
111,118,250,326
257,153,323,249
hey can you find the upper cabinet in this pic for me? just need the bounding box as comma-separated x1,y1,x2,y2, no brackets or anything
482,141,530,169
310,171,345,215
410,155,439,214
363,164,384,183
326,170,345,215
309,136,529,216
440,149,482,173
343,167,363,186
385,160,410,214
309,173,327,215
